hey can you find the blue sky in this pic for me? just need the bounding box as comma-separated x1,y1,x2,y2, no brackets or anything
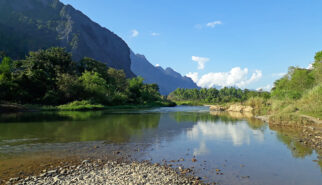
61,0,322,90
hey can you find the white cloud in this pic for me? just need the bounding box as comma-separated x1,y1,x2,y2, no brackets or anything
131,29,139,37
155,64,160,67
186,72,199,82
206,21,222,28
307,63,313,70
192,67,262,88
256,84,272,92
151,32,160,36
192,56,210,70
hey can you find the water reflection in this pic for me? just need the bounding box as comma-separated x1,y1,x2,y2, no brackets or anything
0,106,321,184
0,111,161,145
187,120,265,157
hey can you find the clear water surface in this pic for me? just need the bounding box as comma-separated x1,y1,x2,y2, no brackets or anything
0,106,321,185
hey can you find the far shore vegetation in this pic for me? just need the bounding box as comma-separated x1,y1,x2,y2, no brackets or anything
0,47,174,112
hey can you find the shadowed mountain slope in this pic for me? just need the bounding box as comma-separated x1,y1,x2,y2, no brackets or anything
0,0,134,77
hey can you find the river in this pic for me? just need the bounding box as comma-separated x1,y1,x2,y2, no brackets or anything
0,106,321,184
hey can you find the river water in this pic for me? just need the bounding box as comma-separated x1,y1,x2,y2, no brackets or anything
0,106,321,184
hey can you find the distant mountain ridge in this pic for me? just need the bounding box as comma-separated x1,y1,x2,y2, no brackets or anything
0,0,134,77
130,51,199,95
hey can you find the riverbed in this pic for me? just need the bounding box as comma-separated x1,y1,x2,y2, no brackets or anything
0,106,321,184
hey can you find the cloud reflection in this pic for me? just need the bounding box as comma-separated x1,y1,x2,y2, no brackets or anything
187,121,265,155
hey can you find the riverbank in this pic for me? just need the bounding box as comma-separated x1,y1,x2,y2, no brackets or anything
268,114,322,152
3,160,202,185
208,103,322,156
0,100,176,113
206,103,321,125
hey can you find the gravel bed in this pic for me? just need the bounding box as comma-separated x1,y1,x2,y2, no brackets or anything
6,160,204,185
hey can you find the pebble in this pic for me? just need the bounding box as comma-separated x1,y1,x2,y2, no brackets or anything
12,161,199,185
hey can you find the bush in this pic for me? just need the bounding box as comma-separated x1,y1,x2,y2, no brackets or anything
245,97,271,115
57,100,104,111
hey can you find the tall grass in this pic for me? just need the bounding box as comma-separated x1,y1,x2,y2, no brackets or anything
245,97,271,115
298,84,322,118
267,84,322,122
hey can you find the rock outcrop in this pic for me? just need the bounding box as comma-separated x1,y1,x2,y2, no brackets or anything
209,104,253,113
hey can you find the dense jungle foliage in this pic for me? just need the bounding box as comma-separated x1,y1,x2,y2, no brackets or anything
0,47,167,107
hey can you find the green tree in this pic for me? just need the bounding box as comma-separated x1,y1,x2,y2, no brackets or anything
127,77,144,104
57,73,83,103
0,57,13,81
79,71,109,103
0,57,16,101
0,47,167,106
312,51,322,84
141,83,161,103
107,68,127,92
78,57,108,79
272,67,314,99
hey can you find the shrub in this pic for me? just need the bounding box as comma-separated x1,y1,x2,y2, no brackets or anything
57,100,104,111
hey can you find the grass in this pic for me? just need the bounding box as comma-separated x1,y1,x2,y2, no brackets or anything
57,100,105,111
173,100,239,106
239,84,321,124
174,100,205,106
1,100,176,113
267,84,322,120
297,84,322,118
245,97,271,115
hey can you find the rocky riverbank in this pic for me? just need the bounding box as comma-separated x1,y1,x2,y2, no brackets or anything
254,114,322,158
4,160,204,185
269,121,322,152
208,105,253,113
209,103,322,149
210,106,322,156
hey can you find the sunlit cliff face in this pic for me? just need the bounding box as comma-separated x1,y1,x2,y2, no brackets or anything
187,121,265,156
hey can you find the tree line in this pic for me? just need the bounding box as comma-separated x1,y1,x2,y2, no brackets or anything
0,47,165,106
168,87,270,104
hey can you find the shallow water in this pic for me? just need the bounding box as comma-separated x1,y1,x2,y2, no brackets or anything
0,106,321,184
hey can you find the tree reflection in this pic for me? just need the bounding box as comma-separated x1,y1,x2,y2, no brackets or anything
0,112,161,144
272,125,322,172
